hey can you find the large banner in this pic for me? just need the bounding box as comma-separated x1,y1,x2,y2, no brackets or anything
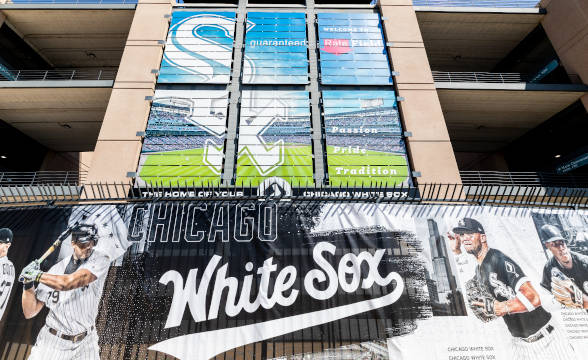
1,203,587,360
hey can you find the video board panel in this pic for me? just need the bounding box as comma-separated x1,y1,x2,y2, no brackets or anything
323,90,411,186
243,12,308,84
158,11,236,84
317,13,392,85
236,90,313,186
137,90,228,186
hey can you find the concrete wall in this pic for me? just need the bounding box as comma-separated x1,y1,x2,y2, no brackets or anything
87,0,172,183
540,0,588,85
379,0,461,184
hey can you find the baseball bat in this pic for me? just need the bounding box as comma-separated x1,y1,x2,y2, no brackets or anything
19,227,73,283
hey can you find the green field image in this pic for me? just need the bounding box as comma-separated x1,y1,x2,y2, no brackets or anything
236,144,314,187
326,146,409,186
138,148,222,186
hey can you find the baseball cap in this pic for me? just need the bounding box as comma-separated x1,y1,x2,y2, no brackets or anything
453,218,485,234
0,228,13,243
539,224,565,244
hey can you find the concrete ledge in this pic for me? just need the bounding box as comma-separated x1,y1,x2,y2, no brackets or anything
0,4,136,10
0,80,114,88
435,82,588,92
414,6,545,14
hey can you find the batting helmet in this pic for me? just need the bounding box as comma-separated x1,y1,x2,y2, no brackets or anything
70,224,98,244
540,224,566,244
0,228,12,243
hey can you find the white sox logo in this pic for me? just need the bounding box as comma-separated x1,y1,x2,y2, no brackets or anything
148,241,404,360
238,95,288,175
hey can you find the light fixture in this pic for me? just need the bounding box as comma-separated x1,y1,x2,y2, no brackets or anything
0,155,6,159
554,154,561,158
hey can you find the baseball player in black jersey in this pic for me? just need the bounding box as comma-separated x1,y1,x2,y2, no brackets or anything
539,224,588,309
449,218,577,360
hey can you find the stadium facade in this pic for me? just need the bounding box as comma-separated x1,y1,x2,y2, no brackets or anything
1,1,588,360
0,0,586,187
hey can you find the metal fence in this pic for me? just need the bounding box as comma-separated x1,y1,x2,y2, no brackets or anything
0,69,117,81
412,0,540,7
0,171,87,186
432,71,527,83
0,182,586,209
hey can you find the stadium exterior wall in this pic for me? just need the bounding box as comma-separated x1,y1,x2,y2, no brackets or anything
87,0,173,183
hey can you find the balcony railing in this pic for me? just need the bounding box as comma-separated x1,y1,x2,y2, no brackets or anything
0,69,117,81
4,0,137,4
0,171,87,186
432,71,527,83
460,171,588,188
412,0,540,7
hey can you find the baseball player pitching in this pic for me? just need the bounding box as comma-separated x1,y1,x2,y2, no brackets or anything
448,218,576,360
0,228,15,322
20,224,111,360
539,224,588,309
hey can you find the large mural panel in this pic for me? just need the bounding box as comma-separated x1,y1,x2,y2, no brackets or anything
243,12,308,84
323,90,411,186
158,11,236,84
236,90,313,186
137,89,227,186
317,13,392,85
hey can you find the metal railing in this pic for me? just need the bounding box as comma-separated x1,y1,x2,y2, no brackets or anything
432,71,527,83
0,171,87,186
460,171,588,188
413,0,540,7
0,69,117,81
4,0,137,4
0,181,585,209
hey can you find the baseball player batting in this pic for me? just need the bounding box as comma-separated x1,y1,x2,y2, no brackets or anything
0,228,15,322
20,224,111,360
448,218,577,360
539,224,588,309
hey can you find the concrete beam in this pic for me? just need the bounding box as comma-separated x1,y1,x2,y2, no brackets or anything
0,4,136,10
413,6,544,14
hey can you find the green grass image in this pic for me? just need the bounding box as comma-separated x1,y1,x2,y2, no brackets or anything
236,144,314,187
326,146,410,186
138,148,222,186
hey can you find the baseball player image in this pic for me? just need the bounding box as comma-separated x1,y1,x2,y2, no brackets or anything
448,218,577,360
19,223,111,360
539,224,588,309
0,228,15,322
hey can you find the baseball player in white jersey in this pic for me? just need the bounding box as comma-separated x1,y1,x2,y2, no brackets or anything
20,224,111,360
0,228,15,322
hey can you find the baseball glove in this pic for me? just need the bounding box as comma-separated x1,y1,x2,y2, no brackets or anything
551,268,583,309
466,278,498,322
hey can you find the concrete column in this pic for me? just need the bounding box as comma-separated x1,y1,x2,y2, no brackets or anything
379,0,461,184
540,0,588,88
0,12,5,28
87,0,172,183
